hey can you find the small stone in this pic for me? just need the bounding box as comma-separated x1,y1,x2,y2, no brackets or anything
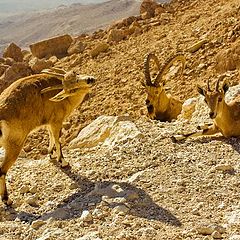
31,220,46,230
113,205,129,215
26,196,39,207
215,164,234,172
211,231,222,239
30,186,38,194
196,225,214,235
92,209,105,219
80,210,93,222
20,185,30,194
69,182,79,190
124,191,139,201
229,235,240,240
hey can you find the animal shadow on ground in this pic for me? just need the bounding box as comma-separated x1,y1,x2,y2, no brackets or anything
6,162,181,227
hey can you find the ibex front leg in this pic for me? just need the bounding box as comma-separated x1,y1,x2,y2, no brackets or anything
49,124,69,167
173,124,220,141
0,141,23,205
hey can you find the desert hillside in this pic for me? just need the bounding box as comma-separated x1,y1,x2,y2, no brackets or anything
0,0,141,53
0,0,239,239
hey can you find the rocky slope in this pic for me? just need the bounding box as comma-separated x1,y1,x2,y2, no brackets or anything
0,0,240,239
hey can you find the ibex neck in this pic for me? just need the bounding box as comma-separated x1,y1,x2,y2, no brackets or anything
157,89,170,112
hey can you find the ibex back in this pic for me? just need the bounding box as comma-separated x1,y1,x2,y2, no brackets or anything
0,70,95,204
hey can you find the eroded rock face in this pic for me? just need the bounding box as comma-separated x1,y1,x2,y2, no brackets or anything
30,34,73,59
3,42,23,62
215,39,240,73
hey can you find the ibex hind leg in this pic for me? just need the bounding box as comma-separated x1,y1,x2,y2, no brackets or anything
0,142,23,205
49,124,69,168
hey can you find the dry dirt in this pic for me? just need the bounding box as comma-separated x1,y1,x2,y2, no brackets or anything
0,0,240,239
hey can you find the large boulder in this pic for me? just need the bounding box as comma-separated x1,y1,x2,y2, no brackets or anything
30,34,73,59
69,115,142,149
3,42,23,62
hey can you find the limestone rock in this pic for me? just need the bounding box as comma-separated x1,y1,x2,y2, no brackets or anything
90,42,109,58
69,115,118,149
69,115,142,149
80,210,93,222
3,42,23,62
215,39,240,73
67,40,86,55
30,34,73,59
0,62,32,93
29,57,53,73
76,232,102,240
230,235,240,240
140,0,162,19
103,120,142,147
179,97,198,120
107,29,125,42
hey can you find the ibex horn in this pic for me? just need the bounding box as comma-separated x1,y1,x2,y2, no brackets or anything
215,78,221,92
154,53,186,86
144,53,161,86
207,79,211,91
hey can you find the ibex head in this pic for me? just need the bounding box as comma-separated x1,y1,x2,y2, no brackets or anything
41,68,95,101
197,77,229,119
143,53,185,120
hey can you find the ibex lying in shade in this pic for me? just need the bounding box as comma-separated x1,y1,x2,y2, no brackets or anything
143,52,186,122
174,78,240,140
0,68,95,205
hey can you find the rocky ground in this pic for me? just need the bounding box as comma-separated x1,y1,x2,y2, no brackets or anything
0,0,240,239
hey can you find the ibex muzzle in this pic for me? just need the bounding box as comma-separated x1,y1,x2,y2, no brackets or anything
0,70,95,205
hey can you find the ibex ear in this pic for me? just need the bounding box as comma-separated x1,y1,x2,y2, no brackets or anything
197,85,205,96
222,81,229,93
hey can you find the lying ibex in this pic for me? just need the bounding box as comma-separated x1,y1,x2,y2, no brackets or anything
143,52,186,122
174,78,240,140
0,69,95,204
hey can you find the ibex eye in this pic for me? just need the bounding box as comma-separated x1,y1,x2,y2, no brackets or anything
218,97,223,102
145,99,150,105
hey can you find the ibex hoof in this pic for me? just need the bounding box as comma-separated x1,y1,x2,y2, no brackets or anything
171,135,186,142
5,199,13,206
60,159,69,168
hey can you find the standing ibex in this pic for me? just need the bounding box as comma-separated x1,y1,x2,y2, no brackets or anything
174,78,240,140
0,69,95,204
143,52,186,122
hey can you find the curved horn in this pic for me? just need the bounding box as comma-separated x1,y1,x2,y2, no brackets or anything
40,85,63,94
154,53,186,86
50,67,67,74
41,69,65,78
215,78,221,92
144,53,161,86
207,79,211,91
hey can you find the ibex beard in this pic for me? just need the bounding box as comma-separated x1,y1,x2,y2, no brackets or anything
0,72,95,205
